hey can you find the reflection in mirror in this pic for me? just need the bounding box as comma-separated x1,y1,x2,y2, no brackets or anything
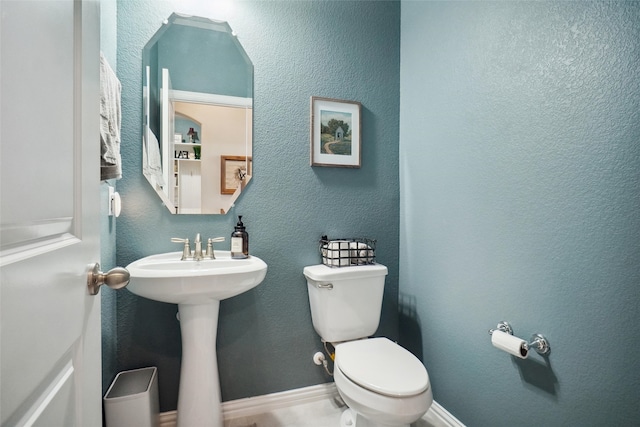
142,13,253,214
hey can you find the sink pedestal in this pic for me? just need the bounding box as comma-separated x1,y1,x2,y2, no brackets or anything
177,302,223,427
125,251,268,427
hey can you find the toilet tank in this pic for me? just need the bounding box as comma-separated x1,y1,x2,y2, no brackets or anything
303,264,388,343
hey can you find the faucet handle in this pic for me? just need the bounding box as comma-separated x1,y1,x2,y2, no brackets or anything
171,237,191,260
205,237,225,259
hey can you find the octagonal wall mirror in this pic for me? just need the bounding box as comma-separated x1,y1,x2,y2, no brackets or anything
142,13,253,214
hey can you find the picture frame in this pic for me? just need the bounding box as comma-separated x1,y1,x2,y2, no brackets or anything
310,97,362,168
221,156,252,194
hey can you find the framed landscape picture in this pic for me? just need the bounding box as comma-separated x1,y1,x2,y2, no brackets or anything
310,97,361,168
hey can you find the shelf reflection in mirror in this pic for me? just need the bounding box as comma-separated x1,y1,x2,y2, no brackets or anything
142,13,253,214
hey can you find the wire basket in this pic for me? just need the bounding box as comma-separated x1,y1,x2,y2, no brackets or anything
319,236,376,267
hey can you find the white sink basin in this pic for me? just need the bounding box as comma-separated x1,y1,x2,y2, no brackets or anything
126,251,267,304
125,250,268,427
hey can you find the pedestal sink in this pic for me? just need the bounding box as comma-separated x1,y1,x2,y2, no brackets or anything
126,251,267,427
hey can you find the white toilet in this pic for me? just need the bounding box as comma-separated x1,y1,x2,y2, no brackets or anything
304,264,432,427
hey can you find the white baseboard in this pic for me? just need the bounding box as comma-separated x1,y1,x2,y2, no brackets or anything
158,383,337,427
158,383,465,427
223,382,339,419
424,400,465,427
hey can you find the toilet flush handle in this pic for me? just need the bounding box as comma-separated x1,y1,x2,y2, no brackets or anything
316,282,333,290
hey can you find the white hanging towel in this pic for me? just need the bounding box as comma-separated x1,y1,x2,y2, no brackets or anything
142,126,165,187
100,52,122,180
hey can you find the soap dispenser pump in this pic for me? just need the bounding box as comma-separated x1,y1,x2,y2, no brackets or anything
231,215,249,259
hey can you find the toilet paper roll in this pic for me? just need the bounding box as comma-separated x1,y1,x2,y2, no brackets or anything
491,330,528,359
327,240,350,266
348,242,373,264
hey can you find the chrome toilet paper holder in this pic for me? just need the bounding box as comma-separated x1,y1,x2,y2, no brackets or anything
488,321,550,356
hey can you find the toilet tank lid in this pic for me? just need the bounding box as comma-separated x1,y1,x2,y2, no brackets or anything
303,264,388,282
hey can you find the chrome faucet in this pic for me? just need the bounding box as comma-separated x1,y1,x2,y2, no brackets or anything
205,237,226,259
193,233,203,261
171,237,192,260
171,235,225,260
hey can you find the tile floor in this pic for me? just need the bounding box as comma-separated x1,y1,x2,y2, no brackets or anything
224,392,443,427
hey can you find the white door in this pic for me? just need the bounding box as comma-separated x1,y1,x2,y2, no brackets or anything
1,1,102,426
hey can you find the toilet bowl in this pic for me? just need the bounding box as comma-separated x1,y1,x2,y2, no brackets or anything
303,263,433,426
333,337,432,427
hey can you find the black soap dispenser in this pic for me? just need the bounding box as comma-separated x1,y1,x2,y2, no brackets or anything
231,215,249,259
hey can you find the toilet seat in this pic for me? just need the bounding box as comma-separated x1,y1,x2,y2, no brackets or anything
335,337,429,397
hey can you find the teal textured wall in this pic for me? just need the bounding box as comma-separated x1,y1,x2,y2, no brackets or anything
99,0,118,396
115,0,400,411
400,2,640,425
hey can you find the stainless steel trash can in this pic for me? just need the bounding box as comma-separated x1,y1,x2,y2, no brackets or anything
104,367,159,427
